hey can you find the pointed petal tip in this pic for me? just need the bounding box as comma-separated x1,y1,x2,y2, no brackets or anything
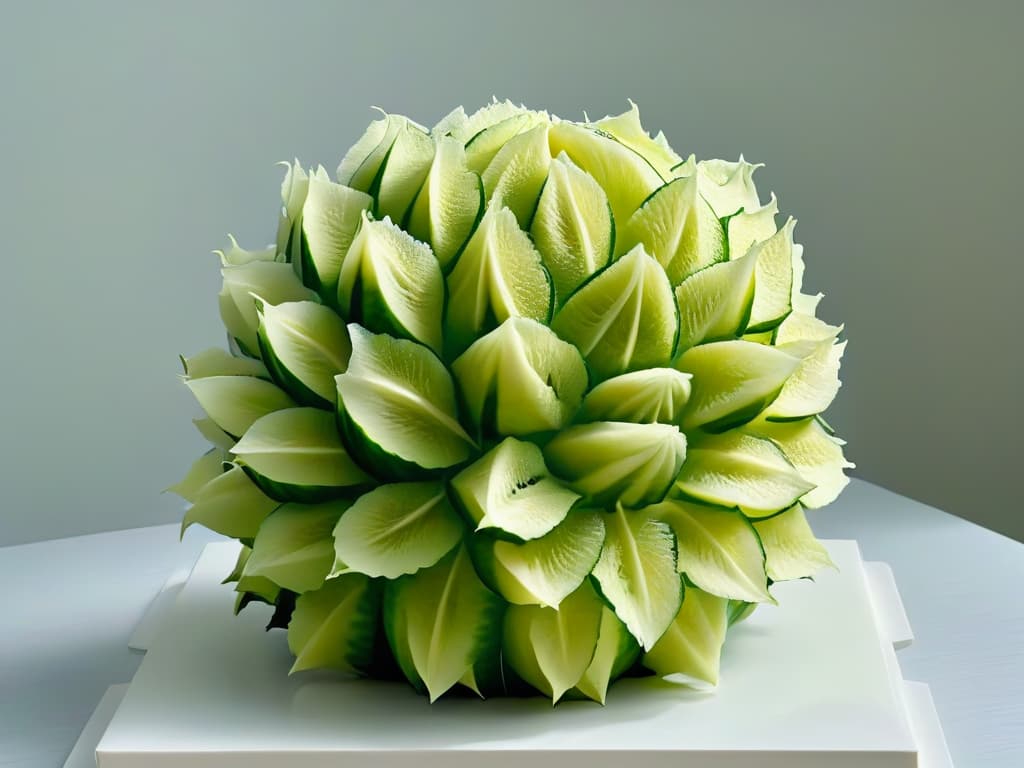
247,292,268,314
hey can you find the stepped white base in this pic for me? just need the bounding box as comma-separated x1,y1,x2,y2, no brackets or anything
72,540,953,767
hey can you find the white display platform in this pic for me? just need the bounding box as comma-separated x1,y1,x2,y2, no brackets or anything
126,566,191,652
91,540,952,768
63,684,129,768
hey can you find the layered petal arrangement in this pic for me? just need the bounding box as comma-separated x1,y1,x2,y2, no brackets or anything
173,100,852,703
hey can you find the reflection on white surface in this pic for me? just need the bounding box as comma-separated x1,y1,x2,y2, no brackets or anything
97,540,920,766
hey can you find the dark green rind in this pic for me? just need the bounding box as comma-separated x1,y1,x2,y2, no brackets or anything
550,250,678,381
235,591,272,615
659,506,771,601
265,589,298,631
256,325,333,410
727,599,757,626
338,266,445,358
234,580,281,615
448,443,582,545
378,580,413,692
238,463,372,505
733,285,756,340
711,441,813,519
608,626,643,681
289,575,387,677
403,173,486,273
227,332,261,361
297,225,347,314
365,590,407,682
449,485,539,546
672,257,758,352
469,578,511,696
563,619,642,702
625,177,728,282
718,213,734,262
668,285,683,364
607,200,618,265
463,599,508,698
695,389,788,435
452,375,500,446
465,530,504,596
451,175,487,272
764,411,823,424
669,479,803,524
345,578,388,677
591,127,669,184
442,255,555,364
221,545,250,585
441,299,494,364
466,509,605,606
334,406,433,482
495,659,537,698
365,144,395,215
743,307,793,336
816,414,837,435
543,426,684,510
586,515,682,651
382,546,507,699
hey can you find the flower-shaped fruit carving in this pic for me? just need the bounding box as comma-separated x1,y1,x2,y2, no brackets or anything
173,101,851,703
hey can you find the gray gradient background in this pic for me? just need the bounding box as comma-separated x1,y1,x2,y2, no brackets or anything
2,1,1021,546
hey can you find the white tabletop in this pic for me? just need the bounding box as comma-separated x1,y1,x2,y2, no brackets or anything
1,479,1021,767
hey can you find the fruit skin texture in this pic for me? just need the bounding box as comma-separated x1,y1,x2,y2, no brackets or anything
176,100,852,703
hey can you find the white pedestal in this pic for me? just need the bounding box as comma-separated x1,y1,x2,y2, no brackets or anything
83,540,952,767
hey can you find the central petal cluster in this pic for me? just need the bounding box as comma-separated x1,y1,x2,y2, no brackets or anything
173,100,852,704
